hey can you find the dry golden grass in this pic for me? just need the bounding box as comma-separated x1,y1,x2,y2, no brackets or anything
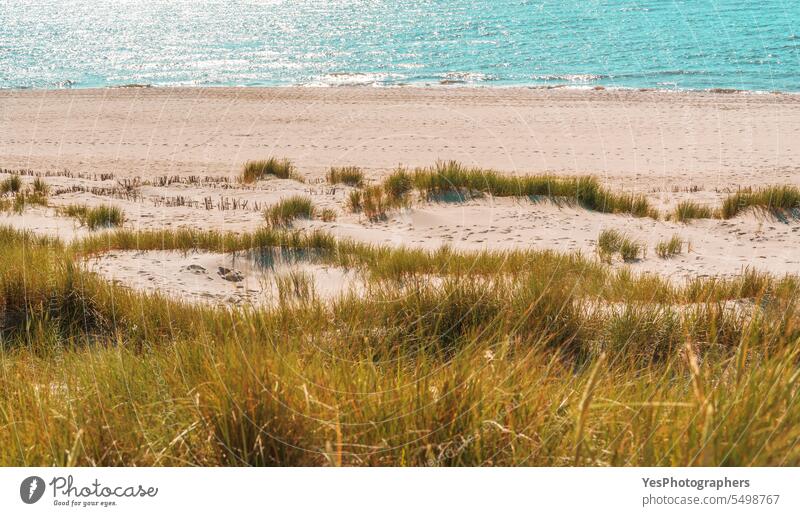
0,224,798,466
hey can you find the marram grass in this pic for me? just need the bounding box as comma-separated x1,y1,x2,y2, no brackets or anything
655,235,684,259
241,157,298,183
411,161,659,218
343,161,660,220
672,201,715,222
0,174,22,194
59,204,125,229
721,185,800,219
327,166,364,187
597,229,645,262
0,225,799,466
265,196,315,226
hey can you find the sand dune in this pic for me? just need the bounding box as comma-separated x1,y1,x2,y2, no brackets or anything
1,87,799,301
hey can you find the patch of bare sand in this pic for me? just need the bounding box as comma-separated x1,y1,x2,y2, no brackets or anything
325,197,800,280
87,249,361,306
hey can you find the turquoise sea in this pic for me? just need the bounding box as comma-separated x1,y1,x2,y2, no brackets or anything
1,0,798,91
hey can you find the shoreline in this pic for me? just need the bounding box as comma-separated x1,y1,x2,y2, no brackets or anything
4,82,800,96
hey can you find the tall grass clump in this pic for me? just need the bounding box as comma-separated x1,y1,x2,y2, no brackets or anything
347,190,363,212
655,235,683,258
597,229,644,262
11,191,48,213
345,169,413,221
0,177,50,214
672,200,714,222
60,204,125,229
361,186,389,220
0,174,22,194
720,185,800,219
597,228,624,261
411,161,657,218
383,168,413,201
349,184,409,221
327,166,364,187
265,196,315,226
275,271,316,305
241,158,298,183
320,208,337,222
32,177,50,196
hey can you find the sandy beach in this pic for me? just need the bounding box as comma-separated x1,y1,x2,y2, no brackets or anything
6,0,800,473
2,87,799,298
3,86,800,187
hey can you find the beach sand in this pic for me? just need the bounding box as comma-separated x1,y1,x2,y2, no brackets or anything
3,87,800,187
1,87,799,299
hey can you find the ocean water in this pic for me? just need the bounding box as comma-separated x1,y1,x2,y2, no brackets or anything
1,0,798,91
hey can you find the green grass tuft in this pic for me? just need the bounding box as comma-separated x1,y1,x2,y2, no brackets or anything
0,174,22,194
383,168,414,201
361,186,388,221
241,158,298,183
327,166,364,187
672,201,714,222
720,185,800,219
347,190,363,213
320,208,337,222
265,196,315,226
597,229,645,262
32,177,50,196
12,192,48,213
60,204,125,229
655,235,684,258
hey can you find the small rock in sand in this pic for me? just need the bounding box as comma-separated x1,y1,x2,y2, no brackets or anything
183,264,207,274
217,267,244,282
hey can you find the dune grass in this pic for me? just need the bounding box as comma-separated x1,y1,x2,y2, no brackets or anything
597,229,645,262
347,190,363,212
265,196,315,226
348,184,405,221
320,208,337,222
344,169,414,221
32,177,50,196
672,200,715,222
327,166,364,187
409,161,658,218
241,158,298,183
0,225,799,466
360,185,390,220
0,177,49,214
68,226,789,307
60,204,125,229
342,161,659,221
383,168,414,200
655,235,684,259
0,174,22,194
0,174,22,195
720,185,800,219
12,191,48,213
